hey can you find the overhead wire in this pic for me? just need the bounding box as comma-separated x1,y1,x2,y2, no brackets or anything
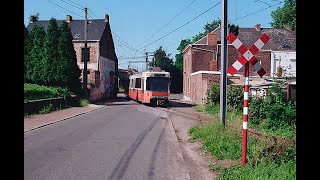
87,8,140,54
139,1,221,50
47,0,84,18
135,0,198,49
64,0,85,9
230,1,283,22
59,0,84,10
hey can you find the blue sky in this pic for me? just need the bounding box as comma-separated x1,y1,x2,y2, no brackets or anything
24,0,284,71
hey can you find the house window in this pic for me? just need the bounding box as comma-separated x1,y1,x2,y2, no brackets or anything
81,48,90,62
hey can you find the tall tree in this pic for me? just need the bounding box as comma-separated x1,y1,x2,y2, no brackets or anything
42,18,61,86
270,0,296,30
58,21,82,94
151,46,174,71
151,46,183,93
204,19,221,33
28,24,46,84
24,25,34,82
175,39,192,71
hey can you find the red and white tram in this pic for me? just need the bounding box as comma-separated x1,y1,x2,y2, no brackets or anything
128,70,170,106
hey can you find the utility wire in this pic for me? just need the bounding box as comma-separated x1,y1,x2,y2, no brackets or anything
254,0,271,6
136,0,198,49
139,1,221,50
88,9,140,53
87,14,135,56
230,1,283,22
65,0,85,9
47,0,84,18
60,0,84,10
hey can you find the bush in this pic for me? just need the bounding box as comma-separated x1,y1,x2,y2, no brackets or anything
226,85,243,112
206,83,220,105
24,83,72,100
249,96,266,126
206,83,243,112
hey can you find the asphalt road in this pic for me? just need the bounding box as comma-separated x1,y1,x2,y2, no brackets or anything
24,97,189,180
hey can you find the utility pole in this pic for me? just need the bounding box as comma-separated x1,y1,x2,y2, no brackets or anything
220,0,228,127
145,52,148,70
82,7,88,99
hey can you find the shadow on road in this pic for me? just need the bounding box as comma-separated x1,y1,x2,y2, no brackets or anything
167,100,194,108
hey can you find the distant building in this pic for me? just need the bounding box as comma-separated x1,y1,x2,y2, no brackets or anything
27,14,118,101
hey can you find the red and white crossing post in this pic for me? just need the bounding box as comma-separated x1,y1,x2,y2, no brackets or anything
226,32,270,165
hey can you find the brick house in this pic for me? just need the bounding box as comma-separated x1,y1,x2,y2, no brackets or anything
27,14,118,102
183,24,296,104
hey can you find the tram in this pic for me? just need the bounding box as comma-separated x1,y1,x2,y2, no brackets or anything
128,70,170,106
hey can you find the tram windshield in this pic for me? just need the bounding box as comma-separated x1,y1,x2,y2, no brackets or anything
146,77,169,92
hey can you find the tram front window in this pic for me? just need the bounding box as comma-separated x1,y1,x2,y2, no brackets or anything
146,77,169,92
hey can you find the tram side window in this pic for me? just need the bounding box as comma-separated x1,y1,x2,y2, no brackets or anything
135,78,141,88
146,77,151,90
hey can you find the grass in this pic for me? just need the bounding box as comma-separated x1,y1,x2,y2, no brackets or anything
220,160,296,180
79,98,89,107
24,84,89,117
188,104,296,179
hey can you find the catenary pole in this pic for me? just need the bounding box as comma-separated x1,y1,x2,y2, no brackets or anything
220,0,228,127
83,7,88,99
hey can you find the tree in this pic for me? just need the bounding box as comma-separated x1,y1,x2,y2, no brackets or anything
58,21,82,94
28,24,46,84
175,39,192,71
24,25,34,82
204,19,221,33
151,46,174,71
42,18,61,86
150,46,182,93
270,0,296,30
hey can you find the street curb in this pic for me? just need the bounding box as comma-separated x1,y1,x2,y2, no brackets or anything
24,105,106,133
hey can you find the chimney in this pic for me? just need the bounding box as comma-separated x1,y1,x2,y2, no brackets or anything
66,15,72,23
207,32,218,46
29,15,37,23
255,24,261,31
105,14,109,23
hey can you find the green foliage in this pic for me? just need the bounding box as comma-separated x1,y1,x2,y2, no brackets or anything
206,83,220,105
226,85,243,112
24,83,72,100
189,121,266,160
26,25,46,84
42,18,61,86
151,46,174,71
220,160,296,180
270,0,296,30
174,53,183,71
249,82,296,131
189,103,296,179
248,96,266,126
151,46,182,93
79,99,89,107
206,83,243,111
58,21,82,94
39,104,55,114
25,19,81,95
204,19,221,33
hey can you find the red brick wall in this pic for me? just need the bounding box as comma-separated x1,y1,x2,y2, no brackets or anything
191,45,217,72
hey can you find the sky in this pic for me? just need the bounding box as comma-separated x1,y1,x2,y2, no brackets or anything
24,0,284,71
